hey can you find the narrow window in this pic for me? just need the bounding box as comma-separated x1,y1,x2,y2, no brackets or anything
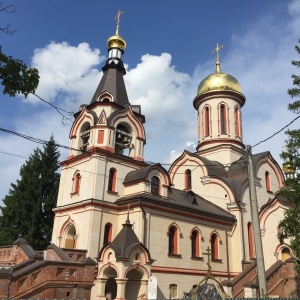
281,248,291,262
191,230,200,257
169,284,178,299
108,168,117,192
185,169,192,190
80,123,91,152
151,176,160,195
65,226,77,249
248,222,255,259
234,107,240,136
72,173,81,194
211,233,219,260
103,223,112,245
265,171,271,192
220,104,227,134
168,226,178,255
204,106,210,137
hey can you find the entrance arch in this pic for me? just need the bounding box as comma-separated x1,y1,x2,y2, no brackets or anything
104,267,118,299
125,269,143,300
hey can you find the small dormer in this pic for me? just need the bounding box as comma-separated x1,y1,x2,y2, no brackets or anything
123,164,171,197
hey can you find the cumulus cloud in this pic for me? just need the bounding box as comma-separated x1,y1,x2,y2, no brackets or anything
27,42,105,111
1,0,300,204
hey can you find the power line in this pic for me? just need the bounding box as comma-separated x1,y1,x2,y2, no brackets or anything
31,92,74,124
252,114,300,148
0,127,81,152
0,150,27,159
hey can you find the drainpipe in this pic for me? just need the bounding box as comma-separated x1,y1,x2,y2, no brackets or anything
140,200,147,246
237,202,246,263
226,220,237,281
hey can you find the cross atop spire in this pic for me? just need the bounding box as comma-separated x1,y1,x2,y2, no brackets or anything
126,204,130,224
212,43,224,73
212,43,224,63
115,10,123,36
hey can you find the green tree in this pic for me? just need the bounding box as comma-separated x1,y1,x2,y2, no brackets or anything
279,39,300,273
0,48,39,97
0,136,60,250
0,3,39,97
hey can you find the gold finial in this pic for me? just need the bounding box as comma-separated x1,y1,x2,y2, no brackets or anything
115,10,123,36
126,204,130,223
203,247,214,279
212,43,224,73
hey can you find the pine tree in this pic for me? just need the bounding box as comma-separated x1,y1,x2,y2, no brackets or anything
0,136,60,250
279,39,300,273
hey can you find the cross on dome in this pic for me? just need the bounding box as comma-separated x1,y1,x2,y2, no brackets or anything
212,43,224,73
115,10,123,36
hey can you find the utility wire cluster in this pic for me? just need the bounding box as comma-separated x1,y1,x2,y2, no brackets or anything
0,111,299,168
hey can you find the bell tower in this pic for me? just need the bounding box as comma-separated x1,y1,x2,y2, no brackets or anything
52,11,147,259
193,44,246,165
67,10,145,162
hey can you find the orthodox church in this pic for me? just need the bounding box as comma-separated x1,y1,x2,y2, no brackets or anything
48,14,294,299
0,13,296,300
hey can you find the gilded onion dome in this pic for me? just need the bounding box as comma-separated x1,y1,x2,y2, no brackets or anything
107,10,126,51
107,33,126,51
197,61,242,95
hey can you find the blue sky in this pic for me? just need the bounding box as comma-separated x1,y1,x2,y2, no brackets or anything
0,0,300,203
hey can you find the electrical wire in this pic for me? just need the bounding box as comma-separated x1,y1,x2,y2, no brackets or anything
0,127,82,152
31,92,74,123
252,114,300,148
0,150,27,159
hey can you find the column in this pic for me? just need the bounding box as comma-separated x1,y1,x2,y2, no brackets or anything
115,278,128,300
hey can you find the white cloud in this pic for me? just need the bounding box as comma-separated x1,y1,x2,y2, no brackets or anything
27,42,104,111
1,0,300,205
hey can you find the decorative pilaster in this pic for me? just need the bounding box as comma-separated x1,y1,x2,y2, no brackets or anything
115,278,128,300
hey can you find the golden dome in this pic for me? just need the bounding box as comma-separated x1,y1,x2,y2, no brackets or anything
107,34,126,51
197,62,242,95
107,10,126,51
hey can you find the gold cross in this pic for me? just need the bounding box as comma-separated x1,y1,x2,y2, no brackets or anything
212,43,224,62
115,10,123,35
203,247,212,269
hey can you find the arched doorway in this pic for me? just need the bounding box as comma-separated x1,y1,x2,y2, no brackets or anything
125,269,142,300
281,247,291,262
104,267,117,300
64,225,77,249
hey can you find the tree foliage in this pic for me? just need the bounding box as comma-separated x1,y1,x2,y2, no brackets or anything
0,48,39,97
0,3,39,97
0,136,60,250
279,39,300,273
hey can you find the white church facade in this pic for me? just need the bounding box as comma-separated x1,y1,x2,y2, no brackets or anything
51,15,292,300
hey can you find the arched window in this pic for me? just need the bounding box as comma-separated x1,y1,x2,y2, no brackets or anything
211,233,219,260
265,171,271,192
234,106,240,137
281,248,291,262
168,226,178,255
169,284,178,299
115,124,131,156
64,225,77,249
72,172,81,194
248,222,255,259
80,123,91,152
185,169,192,190
191,230,200,257
204,106,210,137
103,223,113,245
220,104,227,134
151,176,160,195
108,168,117,192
